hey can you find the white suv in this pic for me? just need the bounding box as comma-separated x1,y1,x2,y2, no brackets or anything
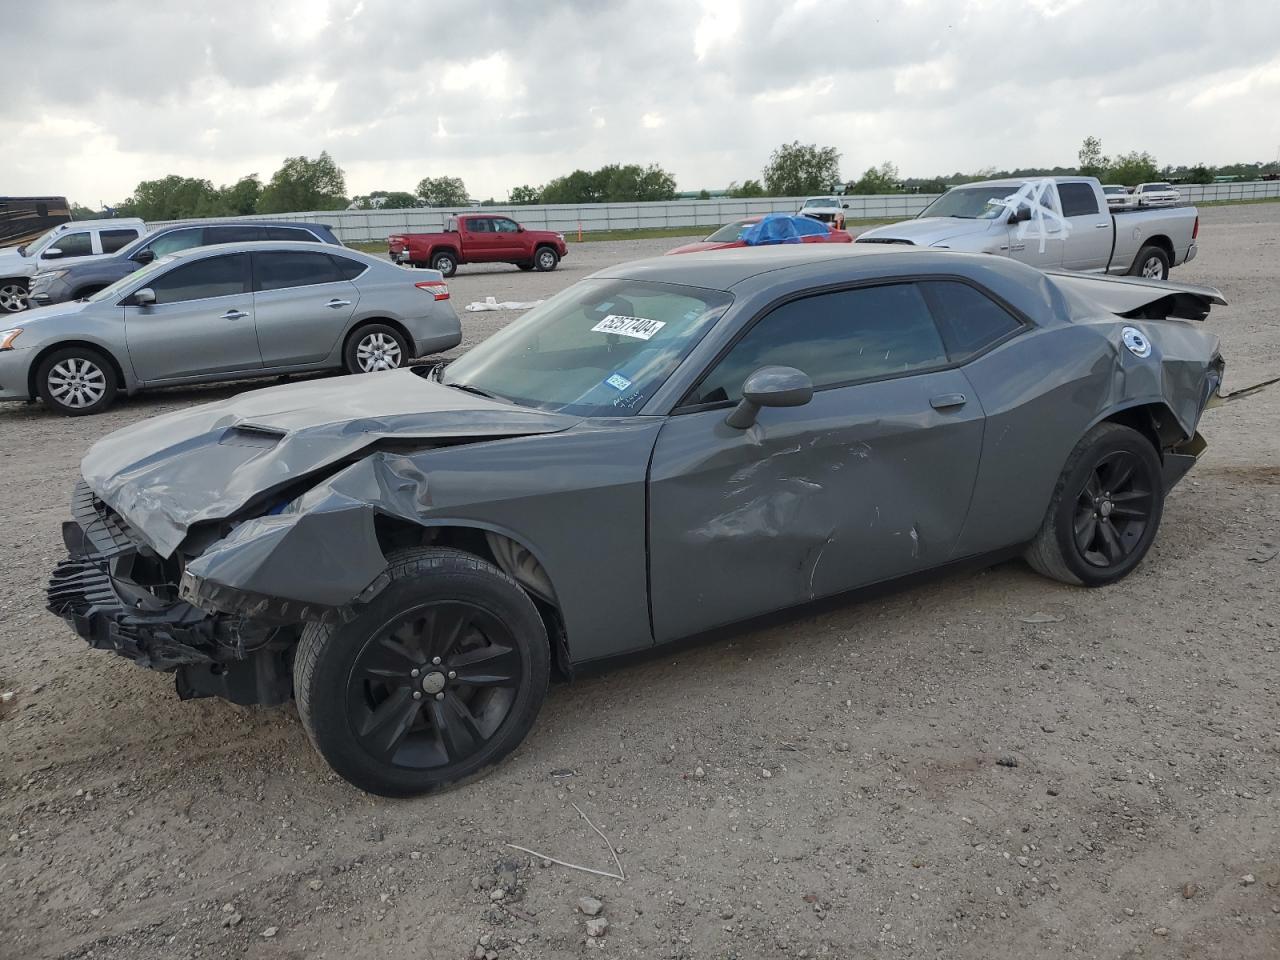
1132,183,1180,208
0,218,146,312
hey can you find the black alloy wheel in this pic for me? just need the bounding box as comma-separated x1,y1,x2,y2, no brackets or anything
1072,449,1154,568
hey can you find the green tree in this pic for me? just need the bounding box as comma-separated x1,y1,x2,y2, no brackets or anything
118,175,222,220
1107,150,1159,186
258,152,348,213
540,164,678,204
762,141,841,197
416,176,470,207
726,179,766,198
847,162,900,195
218,175,262,216
70,202,102,219
696,189,712,200
351,190,419,210
1184,164,1215,185
509,184,541,204
1077,136,1108,179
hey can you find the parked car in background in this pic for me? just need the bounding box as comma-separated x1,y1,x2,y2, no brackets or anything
1133,182,1181,207
0,241,460,415
1,218,146,313
27,220,340,308
0,196,71,247
666,214,852,254
856,176,1198,279
389,214,568,277
796,196,849,227
1102,184,1133,209
45,245,1226,795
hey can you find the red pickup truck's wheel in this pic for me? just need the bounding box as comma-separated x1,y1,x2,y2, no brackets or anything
431,251,458,277
533,247,559,272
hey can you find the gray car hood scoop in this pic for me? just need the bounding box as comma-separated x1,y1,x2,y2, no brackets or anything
81,368,578,557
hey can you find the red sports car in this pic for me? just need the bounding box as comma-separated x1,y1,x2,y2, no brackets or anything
666,215,852,255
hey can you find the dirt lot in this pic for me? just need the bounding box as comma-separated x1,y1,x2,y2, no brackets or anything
2,209,1278,960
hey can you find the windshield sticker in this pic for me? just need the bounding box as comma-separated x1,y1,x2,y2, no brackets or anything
591,314,666,340
604,373,632,391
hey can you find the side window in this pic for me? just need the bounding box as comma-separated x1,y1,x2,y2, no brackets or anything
49,232,93,258
920,281,1024,362
100,229,139,253
466,218,492,233
205,225,267,244
265,226,319,242
148,228,206,257
1058,183,1099,217
492,218,519,233
689,284,948,405
330,255,368,281
147,254,248,304
253,251,340,291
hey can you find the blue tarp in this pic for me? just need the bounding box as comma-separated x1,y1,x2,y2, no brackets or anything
738,213,832,246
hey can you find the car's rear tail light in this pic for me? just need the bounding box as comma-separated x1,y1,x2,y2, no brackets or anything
415,280,449,301
1192,216,1199,240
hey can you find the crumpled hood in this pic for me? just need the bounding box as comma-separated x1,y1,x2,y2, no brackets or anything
82,368,580,557
0,247,35,279
857,217,999,246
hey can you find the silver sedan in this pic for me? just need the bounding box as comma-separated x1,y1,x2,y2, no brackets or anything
0,241,462,415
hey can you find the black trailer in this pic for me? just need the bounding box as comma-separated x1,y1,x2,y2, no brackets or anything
0,196,72,247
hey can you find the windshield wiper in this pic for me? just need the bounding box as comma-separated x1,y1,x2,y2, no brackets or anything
447,381,508,403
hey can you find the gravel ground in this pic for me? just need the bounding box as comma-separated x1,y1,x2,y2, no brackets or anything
1,209,1278,960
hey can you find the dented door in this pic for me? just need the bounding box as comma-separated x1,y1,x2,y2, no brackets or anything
646,370,984,642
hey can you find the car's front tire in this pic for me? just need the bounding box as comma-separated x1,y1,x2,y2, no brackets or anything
0,279,28,313
533,246,559,272
1130,245,1170,281
36,345,118,416
294,547,550,797
1025,422,1165,586
344,323,409,373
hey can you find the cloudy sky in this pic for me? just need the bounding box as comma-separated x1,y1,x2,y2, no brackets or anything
6,0,1280,205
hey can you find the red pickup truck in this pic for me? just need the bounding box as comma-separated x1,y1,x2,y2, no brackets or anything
388,214,568,277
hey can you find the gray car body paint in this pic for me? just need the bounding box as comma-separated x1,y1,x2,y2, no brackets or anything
75,245,1224,665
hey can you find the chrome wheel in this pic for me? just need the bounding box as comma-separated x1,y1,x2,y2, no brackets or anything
47,357,107,409
355,332,403,372
1141,256,1165,279
0,282,28,312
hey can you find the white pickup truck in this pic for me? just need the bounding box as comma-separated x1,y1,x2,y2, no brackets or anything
856,176,1197,279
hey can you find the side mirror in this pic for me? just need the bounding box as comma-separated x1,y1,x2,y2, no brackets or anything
43,247,64,259
517,224,525,232
131,287,156,306
1008,205,1032,224
725,366,814,429
842,203,850,209
132,249,155,265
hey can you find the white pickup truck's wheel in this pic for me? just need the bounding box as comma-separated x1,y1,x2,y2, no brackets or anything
1130,246,1170,281
0,280,28,313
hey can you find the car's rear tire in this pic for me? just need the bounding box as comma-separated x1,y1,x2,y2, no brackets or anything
36,345,118,416
1129,245,1170,281
431,251,458,277
1024,422,1164,586
343,323,410,374
0,279,28,313
533,246,559,272
293,547,550,797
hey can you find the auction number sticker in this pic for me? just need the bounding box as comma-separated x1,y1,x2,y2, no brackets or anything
590,314,666,340
604,373,632,391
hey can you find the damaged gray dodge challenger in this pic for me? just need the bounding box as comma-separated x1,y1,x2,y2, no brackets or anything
48,245,1226,796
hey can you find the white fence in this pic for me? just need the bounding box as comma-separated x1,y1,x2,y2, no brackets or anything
156,180,1280,244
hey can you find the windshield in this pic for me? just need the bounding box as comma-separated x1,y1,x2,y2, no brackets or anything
705,219,753,242
86,255,176,303
1104,186,1126,194
20,227,64,258
919,184,1025,219
802,198,836,208
441,278,732,417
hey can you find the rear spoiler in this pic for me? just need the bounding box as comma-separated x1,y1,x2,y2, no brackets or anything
1046,270,1226,321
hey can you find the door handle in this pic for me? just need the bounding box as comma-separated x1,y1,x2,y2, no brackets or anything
326,299,352,308
221,309,249,320
1009,243,1025,251
930,393,967,410
1095,222,1110,229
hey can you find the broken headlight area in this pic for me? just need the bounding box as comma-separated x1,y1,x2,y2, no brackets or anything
46,481,295,706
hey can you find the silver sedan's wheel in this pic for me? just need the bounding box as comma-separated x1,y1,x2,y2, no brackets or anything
48,358,108,409
344,324,410,375
0,281,28,313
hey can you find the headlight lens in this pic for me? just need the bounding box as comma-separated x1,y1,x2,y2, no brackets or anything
0,328,23,350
